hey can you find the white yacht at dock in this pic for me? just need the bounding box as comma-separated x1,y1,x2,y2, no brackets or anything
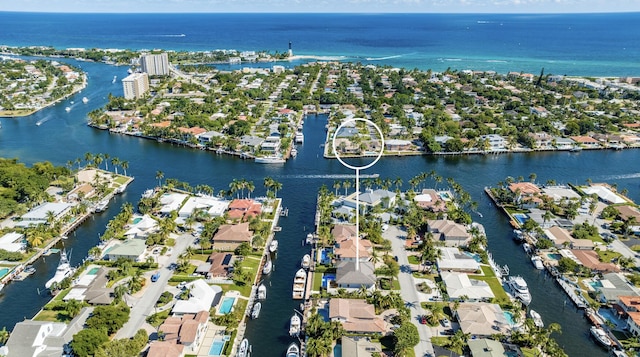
506,275,532,305
45,250,73,289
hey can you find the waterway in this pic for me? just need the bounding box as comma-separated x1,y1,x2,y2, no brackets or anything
1,58,639,356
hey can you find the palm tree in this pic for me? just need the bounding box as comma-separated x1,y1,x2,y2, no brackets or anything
229,179,241,199
111,157,120,175
343,180,352,196
0,326,10,345
394,176,403,191
155,170,164,188
271,180,282,197
84,152,93,167
333,180,341,196
103,153,110,171
93,154,103,170
121,160,129,176
246,180,255,199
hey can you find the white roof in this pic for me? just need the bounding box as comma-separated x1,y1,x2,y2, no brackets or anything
414,194,433,202
179,196,229,218
437,247,480,271
21,202,72,220
583,186,626,204
64,287,88,301
159,193,189,214
0,232,25,252
172,279,220,315
441,271,494,300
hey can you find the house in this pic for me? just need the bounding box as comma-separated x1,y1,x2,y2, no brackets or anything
341,189,397,212
570,136,601,148
207,252,234,278
124,214,159,239
508,182,542,208
594,273,640,303
334,235,372,262
0,232,26,252
329,298,388,334
335,261,376,291
333,224,357,242
63,266,114,305
147,341,185,357
427,220,470,247
479,134,506,151
178,196,229,219
554,136,575,150
615,205,640,222
240,135,264,151
106,239,146,261
571,250,618,273
437,247,480,272
212,222,253,251
468,339,506,357
414,189,446,212
198,131,225,145
172,279,221,315
619,296,640,336
66,183,96,201
157,311,209,354
20,202,73,225
260,135,281,153
544,226,573,248
159,192,189,215
341,336,382,357
583,184,627,204
528,132,553,148
441,271,494,301
227,199,261,221
455,303,510,337
384,139,412,151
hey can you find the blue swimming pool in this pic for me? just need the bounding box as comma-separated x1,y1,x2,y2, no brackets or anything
209,339,225,356
88,267,100,275
504,311,516,325
547,253,562,261
464,252,482,263
132,217,142,224
0,268,9,278
513,213,529,225
333,344,342,357
589,280,603,288
320,249,332,264
219,297,235,314
322,274,335,288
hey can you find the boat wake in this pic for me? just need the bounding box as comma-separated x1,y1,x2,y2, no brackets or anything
154,34,186,37
365,53,413,61
438,58,463,62
598,172,640,180
486,59,508,63
36,116,51,126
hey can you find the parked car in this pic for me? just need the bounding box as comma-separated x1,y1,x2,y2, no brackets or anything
440,318,451,328
420,315,428,324
382,224,389,232
151,271,161,282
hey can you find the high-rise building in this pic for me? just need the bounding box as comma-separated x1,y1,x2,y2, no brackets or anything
122,72,149,99
140,52,170,76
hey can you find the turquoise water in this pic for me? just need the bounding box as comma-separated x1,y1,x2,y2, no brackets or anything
513,213,529,225
547,253,562,261
0,268,9,278
209,339,225,356
219,297,235,314
320,249,332,264
87,267,99,275
333,344,342,357
504,311,516,325
322,274,336,288
464,252,482,263
589,280,603,289
439,192,452,200
132,217,142,224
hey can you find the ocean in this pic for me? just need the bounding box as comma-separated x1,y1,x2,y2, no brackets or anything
1,12,639,76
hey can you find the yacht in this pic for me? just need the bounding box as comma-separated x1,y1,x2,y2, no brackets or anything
292,268,306,299
513,229,524,241
295,132,304,144
94,198,109,212
82,97,89,104
45,250,73,289
507,276,532,305
290,147,298,157
269,240,279,253
257,283,267,300
112,75,117,84
251,302,261,319
289,314,301,336
531,255,544,270
529,309,544,328
255,155,285,164
305,233,314,244
286,342,300,357
262,259,272,275
590,326,612,347
301,254,311,270
24,265,36,275
237,338,250,357
65,107,71,112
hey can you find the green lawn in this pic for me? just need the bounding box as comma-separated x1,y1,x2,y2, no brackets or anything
521,347,539,357
470,265,509,300
407,255,421,264
312,270,322,290
597,249,622,263
114,175,130,184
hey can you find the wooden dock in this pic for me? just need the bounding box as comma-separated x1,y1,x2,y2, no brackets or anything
556,277,587,309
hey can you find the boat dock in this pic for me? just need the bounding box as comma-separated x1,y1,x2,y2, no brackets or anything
556,277,587,309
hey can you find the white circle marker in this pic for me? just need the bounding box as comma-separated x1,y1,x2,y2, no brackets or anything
331,118,385,271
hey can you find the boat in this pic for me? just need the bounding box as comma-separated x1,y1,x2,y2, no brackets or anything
263,259,272,275
531,255,544,270
24,265,36,275
295,132,304,144
257,283,267,300
269,240,278,253
290,147,298,157
0,283,4,292
65,106,71,112
237,338,250,357
82,97,89,104
529,309,544,328
513,229,524,241
289,314,301,336
115,181,129,194
112,75,117,84
523,242,532,254
286,342,300,357
292,268,306,299
506,276,532,305
255,155,286,164
590,326,612,347
251,302,261,319
301,254,311,270
570,145,583,152
305,233,314,244
45,250,73,289
94,198,109,212
142,189,154,198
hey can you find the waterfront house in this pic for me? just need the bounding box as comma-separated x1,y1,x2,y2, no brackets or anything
437,247,480,272
334,235,372,262
159,192,189,216
441,271,494,301
66,183,96,201
617,296,640,336
0,232,26,252
479,134,507,151
570,135,601,149
64,266,114,305
594,273,640,304
124,214,158,239
172,279,221,316
455,303,510,337
341,189,397,213
197,130,225,145
206,252,234,278
227,199,261,221
341,336,382,357
553,136,575,150
615,205,640,222
467,339,506,357
583,184,627,204
157,311,209,354
508,182,542,208
240,135,264,151
147,341,184,357
19,202,73,226
329,298,388,335
426,219,471,247
384,139,412,151
335,261,376,291
414,189,447,212
570,249,618,273
106,239,146,261
178,196,229,219
544,226,573,248
528,132,553,148
211,222,253,251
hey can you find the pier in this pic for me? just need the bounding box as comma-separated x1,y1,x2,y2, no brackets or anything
556,277,588,309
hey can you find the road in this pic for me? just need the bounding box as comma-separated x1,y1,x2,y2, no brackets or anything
115,233,196,339
384,225,435,357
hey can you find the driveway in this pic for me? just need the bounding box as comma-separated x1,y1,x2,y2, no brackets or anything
384,225,435,357
115,233,197,339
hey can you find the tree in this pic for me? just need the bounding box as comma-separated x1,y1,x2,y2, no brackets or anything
85,304,130,335
155,170,164,188
0,326,9,345
393,321,420,356
71,328,109,357
121,160,129,176
557,257,579,273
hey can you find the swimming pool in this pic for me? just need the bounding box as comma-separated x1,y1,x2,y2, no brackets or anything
87,267,100,275
503,311,516,325
513,213,529,225
546,253,562,261
132,217,142,224
219,297,235,314
320,249,332,264
464,252,482,263
322,273,336,288
439,192,452,200
333,344,342,357
209,339,226,356
0,268,9,278
589,280,603,289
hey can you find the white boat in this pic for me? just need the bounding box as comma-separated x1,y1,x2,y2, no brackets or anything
523,242,532,254
531,255,544,270
295,132,304,143
529,309,544,328
257,283,267,300
142,189,154,198
513,229,524,241
590,326,612,347
45,250,73,289
286,342,300,357
269,240,278,253
292,268,306,299
24,265,36,275
289,314,301,336
255,155,286,164
301,254,311,270
65,106,71,112
507,276,532,306
262,259,272,275
305,233,314,244
237,338,249,357
94,198,109,212
290,147,298,157
82,97,89,104
251,302,261,319
112,75,117,84
115,181,129,194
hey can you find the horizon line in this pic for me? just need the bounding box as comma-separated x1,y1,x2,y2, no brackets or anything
2,10,640,15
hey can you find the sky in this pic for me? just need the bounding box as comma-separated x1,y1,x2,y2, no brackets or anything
2,0,640,13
